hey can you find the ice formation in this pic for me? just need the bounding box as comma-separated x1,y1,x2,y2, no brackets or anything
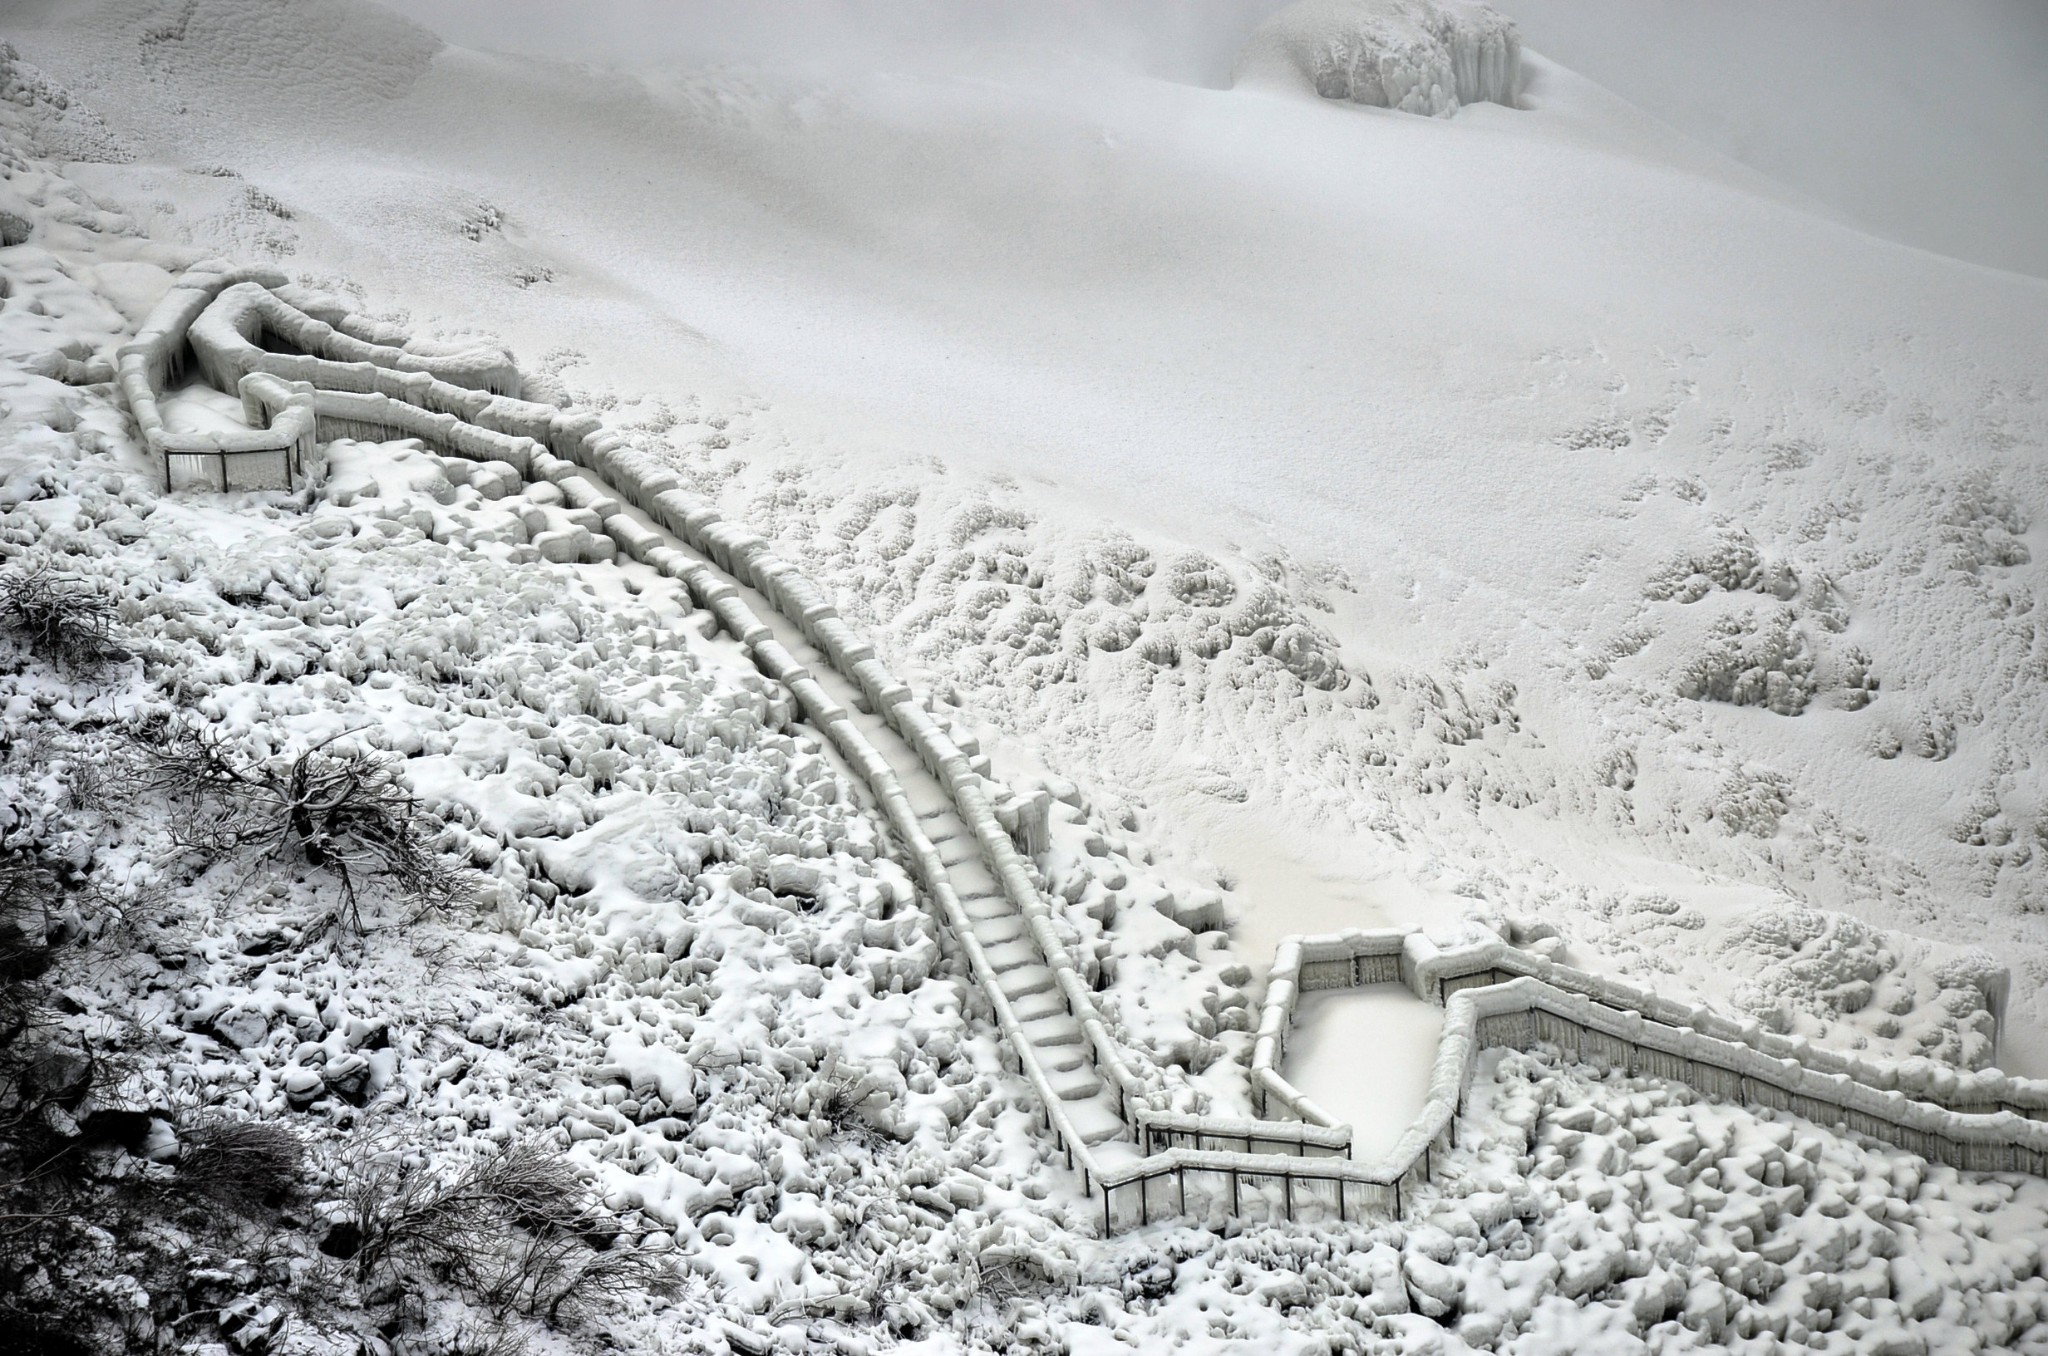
1234,0,1521,116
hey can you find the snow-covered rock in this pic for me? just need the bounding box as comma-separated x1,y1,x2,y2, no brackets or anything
1234,0,1521,116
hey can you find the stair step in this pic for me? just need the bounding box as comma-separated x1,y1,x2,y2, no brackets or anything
1048,1064,1104,1101
1023,1014,1083,1046
1010,988,1067,1023
972,916,1027,945
1066,1099,1127,1146
1090,1137,1144,1169
983,938,1038,974
937,838,979,867
1042,1045,1088,1074
1002,968,1056,1001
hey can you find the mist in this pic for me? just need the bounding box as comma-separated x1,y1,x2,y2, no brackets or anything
377,0,2048,277
376,0,1291,86
1497,0,2048,278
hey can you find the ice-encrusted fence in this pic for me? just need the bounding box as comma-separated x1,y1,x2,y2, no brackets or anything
1254,929,2048,1184
117,265,316,490
120,261,2048,1234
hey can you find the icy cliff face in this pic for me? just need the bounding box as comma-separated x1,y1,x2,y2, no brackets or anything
1235,0,1521,116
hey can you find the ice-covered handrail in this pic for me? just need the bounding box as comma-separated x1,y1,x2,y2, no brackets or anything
118,265,526,491
1401,933,2043,1116
558,443,1167,1130
126,269,1144,1203
116,261,312,488
513,446,1127,1198
192,280,519,397
586,473,1165,1130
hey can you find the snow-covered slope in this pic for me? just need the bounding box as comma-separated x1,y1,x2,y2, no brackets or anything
9,5,2048,1350
5,0,2042,1077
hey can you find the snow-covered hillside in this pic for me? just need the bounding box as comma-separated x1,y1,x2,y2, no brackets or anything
4,0,2048,1350
14,0,2031,1071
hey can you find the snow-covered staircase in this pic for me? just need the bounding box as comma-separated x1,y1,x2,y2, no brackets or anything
927,796,1140,1166
730,590,1144,1173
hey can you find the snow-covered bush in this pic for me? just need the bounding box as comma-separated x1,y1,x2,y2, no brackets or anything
1675,605,1819,715
0,558,124,671
135,717,470,933
332,1133,679,1324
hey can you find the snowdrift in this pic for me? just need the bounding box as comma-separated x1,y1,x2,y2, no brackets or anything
1234,0,1521,115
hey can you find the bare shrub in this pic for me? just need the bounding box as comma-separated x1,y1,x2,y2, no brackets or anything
135,718,468,932
0,563,124,672
177,1113,306,1213
335,1136,677,1326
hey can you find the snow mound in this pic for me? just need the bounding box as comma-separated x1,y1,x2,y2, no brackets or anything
1233,0,1520,116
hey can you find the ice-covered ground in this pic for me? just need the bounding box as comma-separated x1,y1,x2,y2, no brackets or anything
6,0,2048,1349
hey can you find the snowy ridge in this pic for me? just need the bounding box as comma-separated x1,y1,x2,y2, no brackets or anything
1256,929,2048,1185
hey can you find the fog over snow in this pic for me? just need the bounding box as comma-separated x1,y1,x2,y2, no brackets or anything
3,0,2048,1350
387,0,2048,277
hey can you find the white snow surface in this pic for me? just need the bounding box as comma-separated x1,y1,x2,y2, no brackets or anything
1491,0,2048,280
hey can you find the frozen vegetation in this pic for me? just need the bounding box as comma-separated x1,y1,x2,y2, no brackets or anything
2,1,2048,1353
